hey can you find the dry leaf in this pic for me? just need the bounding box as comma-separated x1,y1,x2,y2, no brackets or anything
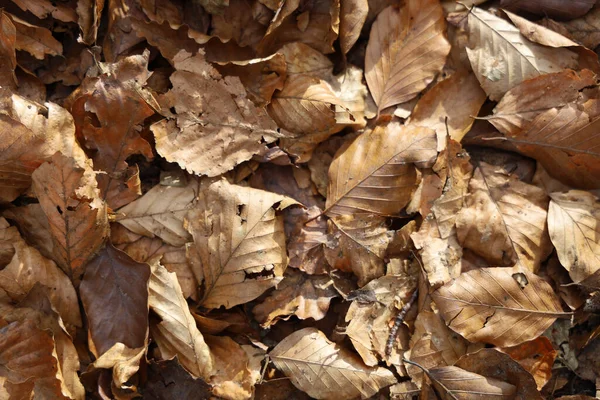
10,0,78,22
466,6,578,101
339,0,368,54
32,152,109,282
326,122,438,217
153,50,285,177
548,190,600,286
0,12,18,91
325,214,389,286
410,69,487,142
500,0,595,20
541,6,600,50
77,0,104,45
185,179,295,309
252,268,338,327
422,365,517,399
80,244,150,358
116,179,199,247
432,267,568,347
7,13,62,59
365,0,451,113
501,337,557,390
89,343,146,393
148,261,213,380
455,160,552,272
270,327,397,399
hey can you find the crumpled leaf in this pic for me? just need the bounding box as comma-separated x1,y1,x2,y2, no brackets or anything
116,178,199,247
0,218,81,329
455,160,552,272
149,261,213,380
0,88,86,202
365,0,451,112
185,179,296,309
77,0,104,45
152,50,286,177
66,51,155,209
270,327,397,400
466,6,578,101
500,0,595,20
326,122,438,217
80,244,150,358
548,190,600,286
89,343,146,393
32,152,109,282
252,268,338,327
488,69,600,189
325,214,389,286
432,267,568,347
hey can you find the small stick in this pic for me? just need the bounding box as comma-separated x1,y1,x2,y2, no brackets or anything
386,289,418,357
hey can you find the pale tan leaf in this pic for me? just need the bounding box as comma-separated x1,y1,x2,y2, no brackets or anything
149,262,213,379
0,221,81,329
425,365,517,399
325,214,389,286
466,6,578,101
455,161,552,272
410,69,487,142
339,0,368,54
548,190,600,286
80,244,150,357
365,0,450,112
326,122,438,217
185,179,296,309
116,179,199,247
270,328,397,399
90,343,146,391
7,13,62,59
252,268,338,327
432,267,568,347
153,50,284,177
488,70,600,189
32,153,108,282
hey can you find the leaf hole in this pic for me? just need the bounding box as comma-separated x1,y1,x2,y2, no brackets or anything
56,206,63,215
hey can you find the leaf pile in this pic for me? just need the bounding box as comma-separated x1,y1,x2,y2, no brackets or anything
2,0,600,399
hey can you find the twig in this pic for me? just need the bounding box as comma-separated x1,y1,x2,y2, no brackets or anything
385,289,418,357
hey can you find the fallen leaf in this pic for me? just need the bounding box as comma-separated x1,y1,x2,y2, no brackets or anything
466,6,578,101
7,13,63,59
10,0,78,22
500,336,557,390
365,0,450,113
80,244,150,357
116,178,199,247
548,190,600,286
145,359,212,400
0,12,17,91
185,179,295,309
153,50,285,177
455,160,552,272
270,327,397,399
541,6,600,50
252,268,338,327
148,261,213,380
89,343,146,393
77,0,104,45
325,122,438,217
339,0,368,54
32,152,109,282
500,0,595,20
432,267,568,347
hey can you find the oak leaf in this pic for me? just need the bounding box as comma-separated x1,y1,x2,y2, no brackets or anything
432,267,568,347
270,327,397,399
365,0,451,113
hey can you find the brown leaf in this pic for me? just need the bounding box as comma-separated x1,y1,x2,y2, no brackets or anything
145,359,212,400
500,0,595,20
211,0,267,49
500,337,557,390
454,348,542,399
149,261,213,380
10,0,78,22
153,50,285,177
270,327,397,399
77,0,104,45
32,152,108,282
185,179,296,309
466,6,578,101
432,267,568,347
116,178,199,247
0,89,86,202
410,69,487,142
548,190,600,286
66,52,155,208
80,244,150,357
541,6,600,50
0,12,17,91
455,161,552,272
421,365,517,399
339,0,368,54
6,13,62,60
287,206,329,275
252,268,338,327
365,0,450,113
0,218,81,329
325,122,438,217
325,214,389,286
